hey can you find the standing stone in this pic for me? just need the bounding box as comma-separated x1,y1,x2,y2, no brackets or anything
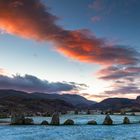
103,115,113,125
123,117,130,124
11,114,25,125
75,110,78,115
11,114,34,125
87,110,90,115
50,112,60,125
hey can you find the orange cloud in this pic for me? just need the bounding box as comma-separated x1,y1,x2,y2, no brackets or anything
0,0,138,66
0,0,63,41
56,30,138,65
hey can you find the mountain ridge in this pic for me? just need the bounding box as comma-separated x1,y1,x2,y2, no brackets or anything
92,97,140,111
0,89,140,114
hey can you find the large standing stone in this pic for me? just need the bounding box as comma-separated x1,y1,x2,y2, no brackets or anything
11,114,34,125
63,119,74,125
50,112,60,125
103,115,113,125
123,117,130,124
87,120,97,125
11,114,25,125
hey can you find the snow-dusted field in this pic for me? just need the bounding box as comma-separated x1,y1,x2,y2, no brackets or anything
0,115,140,140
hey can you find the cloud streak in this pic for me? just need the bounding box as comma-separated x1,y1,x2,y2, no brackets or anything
0,0,139,66
0,74,85,93
105,85,140,95
98,66,140,80
98,65,140,96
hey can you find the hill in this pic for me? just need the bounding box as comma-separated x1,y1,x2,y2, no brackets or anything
32,92,96,108
0,90,74,116
92,97,140,111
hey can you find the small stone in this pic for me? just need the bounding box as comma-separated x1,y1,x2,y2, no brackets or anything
130,112,135,116
63,119,74,125
41,120,49,125
87,120,97,125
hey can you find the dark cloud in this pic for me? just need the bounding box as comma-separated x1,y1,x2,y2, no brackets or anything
98,65,140,96
105,85,140,95
0,74,85,93
98,66,140,80
0,0,139,66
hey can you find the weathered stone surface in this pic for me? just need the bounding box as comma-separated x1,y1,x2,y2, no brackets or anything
63,119,74,125
74,110,78,115
24,118,34,125
120,110,126,115
130,112,135,116
123,117,130,124
0,114,8,118
87,120,97,125
11,114,25,125
50,112,60,125
103,115,113,125
11,115,33,125
41,120,49,125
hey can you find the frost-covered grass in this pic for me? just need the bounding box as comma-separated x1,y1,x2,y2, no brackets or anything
0,115,140,140
0,124,140,140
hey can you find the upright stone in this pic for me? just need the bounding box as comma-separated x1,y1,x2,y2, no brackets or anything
123,117,130,124
11,114,25,125
50,112,60,125
103,114,113,125
11,114,34,125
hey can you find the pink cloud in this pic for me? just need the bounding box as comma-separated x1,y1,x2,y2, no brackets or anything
91,16,101,23
0,68,8,75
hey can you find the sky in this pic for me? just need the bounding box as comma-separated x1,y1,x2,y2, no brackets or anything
0,0,140,101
